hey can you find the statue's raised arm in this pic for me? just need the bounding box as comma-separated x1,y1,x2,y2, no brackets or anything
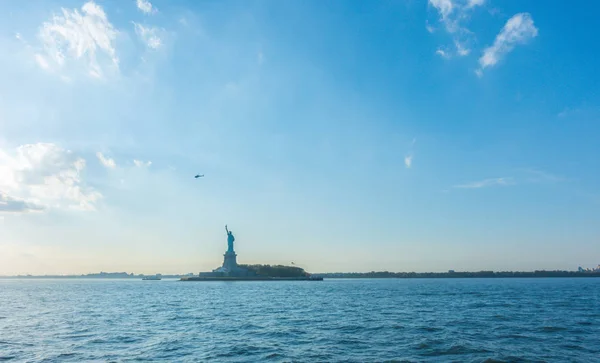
225,225,229,233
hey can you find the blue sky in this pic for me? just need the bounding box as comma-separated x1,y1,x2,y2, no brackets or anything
1,0,599,275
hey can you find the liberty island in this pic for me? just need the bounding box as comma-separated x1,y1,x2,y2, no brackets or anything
180,225,322,281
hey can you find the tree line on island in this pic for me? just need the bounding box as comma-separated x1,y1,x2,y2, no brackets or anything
238,264,309,278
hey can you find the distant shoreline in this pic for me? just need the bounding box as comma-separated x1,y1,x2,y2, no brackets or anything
313,271,600,279
2,271,600,279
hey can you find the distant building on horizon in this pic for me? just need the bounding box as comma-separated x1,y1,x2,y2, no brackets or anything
578,265,600,273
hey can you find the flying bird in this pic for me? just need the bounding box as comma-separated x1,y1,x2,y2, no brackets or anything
194,174,204,178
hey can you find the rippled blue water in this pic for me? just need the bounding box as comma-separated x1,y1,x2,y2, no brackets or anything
1,278,599,362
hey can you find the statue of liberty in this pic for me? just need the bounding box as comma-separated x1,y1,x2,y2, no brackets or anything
225,225,235,253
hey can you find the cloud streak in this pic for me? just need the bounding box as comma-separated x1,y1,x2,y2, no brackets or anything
96,152,116,169
467,0,485,8
429,0,454,28
404,138,416,169
36,1,118,78
133,23,163,49
133,159,152,167
136,0,156,14
428,0,485,58
454,177,515,189
436,48,450,59
478,13,538,74
404,155,413,168
455,169,564,190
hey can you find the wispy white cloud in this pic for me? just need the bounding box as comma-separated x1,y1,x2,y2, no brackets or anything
436,48,450,59
0,143,102,212
257,51,264,65
35,54,50,69
428,0,485,58
429,0,455,29
477,13,538,74
96,152,116,169
454,177,515,189
133,159,152,167
36,1,118,78
467,0,485,8
454,39,470,56
455,168,564,190
404,154,413,168
133,22,162,49
426,21,436,33
405,138,416,168
136,0,156,15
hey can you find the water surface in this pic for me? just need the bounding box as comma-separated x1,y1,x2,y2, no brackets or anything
1,278,599,362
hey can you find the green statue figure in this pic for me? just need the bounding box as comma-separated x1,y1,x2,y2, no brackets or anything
225,225,235,253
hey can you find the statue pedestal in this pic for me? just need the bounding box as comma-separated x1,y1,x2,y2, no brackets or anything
222,250,238,271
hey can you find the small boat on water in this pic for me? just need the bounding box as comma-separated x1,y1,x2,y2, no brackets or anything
142,275,162,280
